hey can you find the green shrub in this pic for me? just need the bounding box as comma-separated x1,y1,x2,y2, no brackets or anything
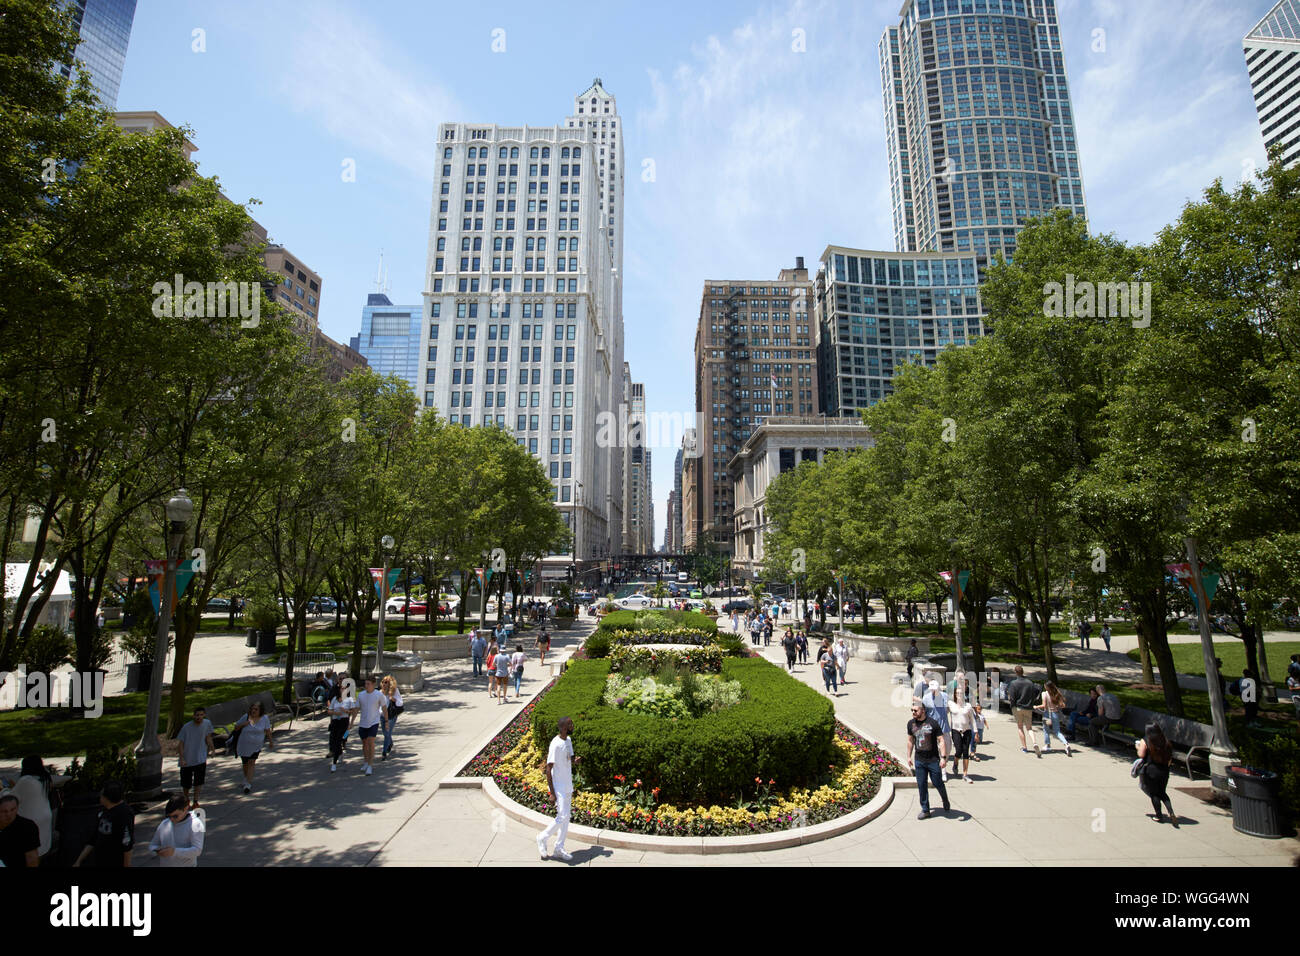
596,609,718,637
583,631,612,659
603,626,715,647
609,644,722,674
119,624,170,665
63,744,138,798
533,658,835,804
714,632,749,657
18,625,74,672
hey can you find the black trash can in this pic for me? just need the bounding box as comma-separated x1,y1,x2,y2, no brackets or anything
246,628,257,648
1226,765,1283,838
255,629,278,654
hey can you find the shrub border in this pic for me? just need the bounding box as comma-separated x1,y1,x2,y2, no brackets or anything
444,660,915,854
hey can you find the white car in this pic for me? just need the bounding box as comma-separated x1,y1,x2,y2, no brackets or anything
615,594,655,610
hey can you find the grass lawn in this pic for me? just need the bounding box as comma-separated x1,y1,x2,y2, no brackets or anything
0,679,280,760
271,620,468,656
1126,640,1300,681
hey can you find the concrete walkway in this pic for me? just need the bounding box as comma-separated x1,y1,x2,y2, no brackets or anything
13,617,1296,867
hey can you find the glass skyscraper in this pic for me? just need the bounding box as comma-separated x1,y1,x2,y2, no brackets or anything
357,294,422,395
1244,0,1300,170
880,0,1087,268
60,0,137,109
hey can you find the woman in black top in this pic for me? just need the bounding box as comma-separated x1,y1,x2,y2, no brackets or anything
1135,723,1178,827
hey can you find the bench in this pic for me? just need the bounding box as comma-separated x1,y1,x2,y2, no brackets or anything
291,678,328,721
203,690,295,750
274,652,338,680
1095,705,1215,780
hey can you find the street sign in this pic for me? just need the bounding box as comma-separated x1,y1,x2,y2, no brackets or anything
704,585,714,595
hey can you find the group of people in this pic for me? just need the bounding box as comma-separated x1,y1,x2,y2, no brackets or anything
0,759,205,869
470,630,534,701
324,674,405,774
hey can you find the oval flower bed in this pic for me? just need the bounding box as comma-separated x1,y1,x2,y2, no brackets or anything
458,678,904,837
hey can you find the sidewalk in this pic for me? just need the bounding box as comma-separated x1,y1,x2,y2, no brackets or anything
22,617,1295,867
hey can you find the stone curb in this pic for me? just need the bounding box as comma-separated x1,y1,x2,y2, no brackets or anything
439,708,913,854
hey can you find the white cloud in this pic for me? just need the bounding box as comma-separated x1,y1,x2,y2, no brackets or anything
274,2,460,182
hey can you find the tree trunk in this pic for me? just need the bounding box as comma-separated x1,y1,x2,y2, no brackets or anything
1015,604,1027,654
168,635,193,737
1037,608,1057,684
457,570,470,635
1134,617,1154,684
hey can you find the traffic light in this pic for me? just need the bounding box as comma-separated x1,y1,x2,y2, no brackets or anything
567,564,576,583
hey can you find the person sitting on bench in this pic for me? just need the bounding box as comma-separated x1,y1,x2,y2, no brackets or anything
1066,687,1099,740
1088,684,1122,746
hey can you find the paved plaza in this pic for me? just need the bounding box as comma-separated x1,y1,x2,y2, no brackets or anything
5,617,1296,867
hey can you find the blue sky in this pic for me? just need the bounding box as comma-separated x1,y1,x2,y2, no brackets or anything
117,0,1279,544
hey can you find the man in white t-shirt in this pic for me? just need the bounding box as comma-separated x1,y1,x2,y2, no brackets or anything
355,676,387,776
538,716,580,862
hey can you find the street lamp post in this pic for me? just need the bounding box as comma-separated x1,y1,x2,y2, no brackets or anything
1184,536,1238,790
375,534,395,677
135,488,192,795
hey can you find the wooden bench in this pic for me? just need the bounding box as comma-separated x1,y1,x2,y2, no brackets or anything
205,690,295,750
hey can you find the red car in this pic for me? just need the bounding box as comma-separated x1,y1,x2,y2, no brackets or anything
404,600,428,614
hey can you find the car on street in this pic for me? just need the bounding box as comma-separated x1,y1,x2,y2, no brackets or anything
306,596,337,613
688,589,703,599
677,572,689,582
615,594,655,610
204,597,231,613
385,597,407,613
721,598,752,613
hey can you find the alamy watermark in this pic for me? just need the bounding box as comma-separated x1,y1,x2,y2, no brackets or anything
1,665,105,718
150,274,261,328
1043,274,1151,328
595,407,705,458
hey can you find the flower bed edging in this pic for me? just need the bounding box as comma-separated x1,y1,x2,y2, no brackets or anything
442,709,911,855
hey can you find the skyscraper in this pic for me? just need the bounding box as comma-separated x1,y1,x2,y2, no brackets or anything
1245,0,1300,170
60,0,137,109
357,293,423,394
418,82,625,576
881,0,1087,269
687,261,817,555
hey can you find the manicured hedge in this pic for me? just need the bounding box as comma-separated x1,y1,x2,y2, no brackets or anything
533,658,835,804
595,609,718,636
608,644,722,674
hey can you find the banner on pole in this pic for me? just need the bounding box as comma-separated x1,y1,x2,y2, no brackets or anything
146,558,200,614
1166,561,1219,605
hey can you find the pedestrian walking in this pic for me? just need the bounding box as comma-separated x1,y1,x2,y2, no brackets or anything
511,644,527,697
833,636,849,686
905,638,918,681
326,681,355,773
1132,723,1179,827
485,642,499,696
906,700,951,819
923,680,951,779
1006,665,1042,756
73,780,133,868
1078,619,1091,649
763,617,773,646
148,796,205,867
796,628,808,664
818,641,838,695
176,706,215,809
970,701,985,761
947,686,976,783
231,701,273,793
494,642,512,703
537,626,550,665
781,627,798,671
355,676,386,775
538,716,580,862
10,756,53,861
1100,623,1112,651
1039,681,1072,756
380,675,404,759
471,631,487,677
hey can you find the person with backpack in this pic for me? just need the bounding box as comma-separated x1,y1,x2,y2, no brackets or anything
781,627,798,671
818,640,838,695
510,644,527,698
485,641,499,697
1132,723,1179,827
494,642,512,704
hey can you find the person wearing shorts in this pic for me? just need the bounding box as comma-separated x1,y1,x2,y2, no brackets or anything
494,645,512,704
232,702,272,794
510,645,526,697
176,706,214,809
537,628,551,665
355,676,386,775
1005,665,1042,756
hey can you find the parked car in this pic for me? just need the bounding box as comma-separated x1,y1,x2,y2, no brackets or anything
689,589,704,599
204,597,231,613
385,598,407,614
306,596,337,613
677,572,689,582
404,600,429,615
721,598,753,613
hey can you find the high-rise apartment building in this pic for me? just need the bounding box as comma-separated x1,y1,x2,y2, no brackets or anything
881,0,1087,268
625,380,653,553
815,246,985,414
418,82,625,575
686,261,818,556
357,293,422,394
672,447,684,554
59,0,137,109
664,490,677,552
1245,0,1300,170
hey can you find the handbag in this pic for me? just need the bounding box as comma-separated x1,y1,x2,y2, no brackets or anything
1130,756,1147,778
387,699,403,719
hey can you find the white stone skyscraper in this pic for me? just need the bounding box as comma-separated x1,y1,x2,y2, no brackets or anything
1245,0,1300,170
418,81,626,580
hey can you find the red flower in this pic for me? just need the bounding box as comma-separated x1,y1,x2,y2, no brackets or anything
754,776,762,784
768,778,776,785
634,779,642,788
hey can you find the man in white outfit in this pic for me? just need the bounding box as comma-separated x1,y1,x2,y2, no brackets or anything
148,796,205,867
538,716,580,862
